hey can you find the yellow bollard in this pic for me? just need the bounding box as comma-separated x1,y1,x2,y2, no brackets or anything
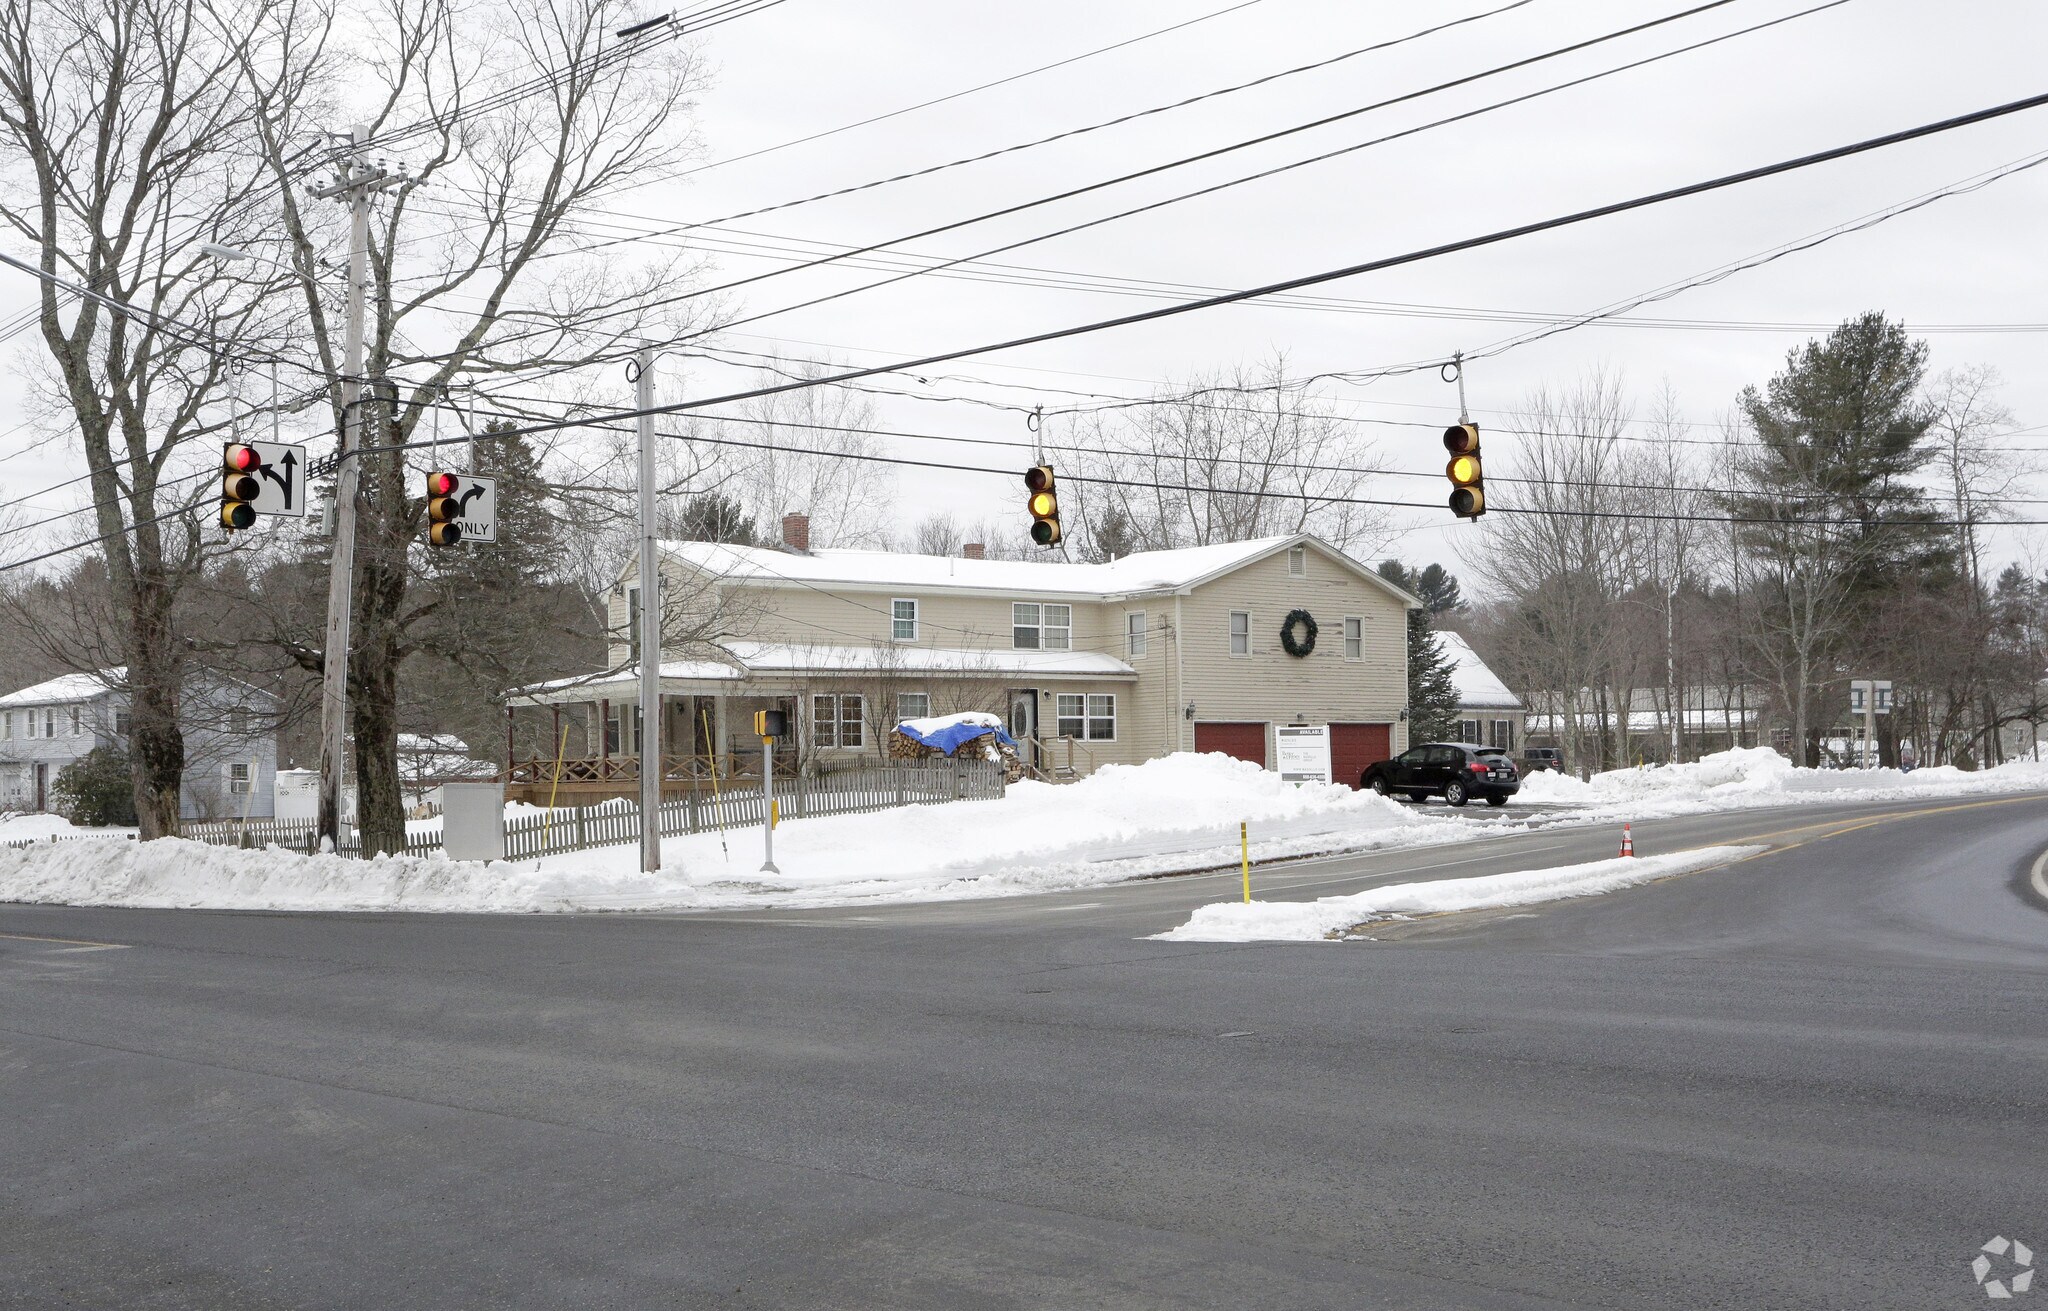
1241,821,1250,903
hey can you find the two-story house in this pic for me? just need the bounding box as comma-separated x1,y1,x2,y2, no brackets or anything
506,516,1420,791
0,667,281,819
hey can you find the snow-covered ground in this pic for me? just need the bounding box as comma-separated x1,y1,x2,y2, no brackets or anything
1155,846,1763,942
0,812,137,843
3,748,2047,915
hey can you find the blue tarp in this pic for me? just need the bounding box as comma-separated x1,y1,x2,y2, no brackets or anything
895,717,1018,757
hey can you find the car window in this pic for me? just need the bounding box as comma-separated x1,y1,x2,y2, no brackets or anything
1429,746,1462,766
1476,749,1509,760
1397,748,1426,765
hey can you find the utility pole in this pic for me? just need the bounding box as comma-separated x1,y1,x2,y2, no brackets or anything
635,346,662,873
308,129,405,854
311,128,371,854
1666,579,1680,764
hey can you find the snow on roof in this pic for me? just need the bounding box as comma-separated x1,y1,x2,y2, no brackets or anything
1436,632,1523,711
0,667,124,709
507,641,1133,702
657,536,1316,597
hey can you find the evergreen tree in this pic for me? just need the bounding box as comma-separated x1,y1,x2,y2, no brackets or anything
1381,561,1463,740
672,492,759,546
1084,507,1137,563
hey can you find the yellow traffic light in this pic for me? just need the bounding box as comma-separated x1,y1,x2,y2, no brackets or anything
221,443,261,531
1443,423,1484,519
425,470,464,546
1025,465,1061,546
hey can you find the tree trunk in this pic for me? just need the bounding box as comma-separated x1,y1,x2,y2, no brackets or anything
348,450,413,859
127,571,186,838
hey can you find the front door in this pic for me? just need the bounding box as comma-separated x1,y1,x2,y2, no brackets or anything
1007,689,1040,770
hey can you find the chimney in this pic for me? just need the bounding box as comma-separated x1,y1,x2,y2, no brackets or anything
961,543,985,560
780,512,810,553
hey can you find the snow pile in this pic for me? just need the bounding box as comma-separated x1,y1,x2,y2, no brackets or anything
0,837,596,913
0,754,1439,913
897,710,1006,738
0,812,136,842
1155,845,1761,942
1513,747,2048,813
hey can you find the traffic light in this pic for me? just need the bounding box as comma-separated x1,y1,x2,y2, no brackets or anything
753,709,787,739
424,471,464,546
1444,423,1484,519
221,443,261,530
1025,464,1061,546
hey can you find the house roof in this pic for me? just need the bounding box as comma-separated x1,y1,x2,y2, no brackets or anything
0,667,124,709
656,534,1422,605
508,641,1134,703
1437,633,1524,711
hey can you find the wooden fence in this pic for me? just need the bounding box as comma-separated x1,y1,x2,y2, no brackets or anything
1,832,139,853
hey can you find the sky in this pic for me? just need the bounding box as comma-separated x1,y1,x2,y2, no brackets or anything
4,0,2047,588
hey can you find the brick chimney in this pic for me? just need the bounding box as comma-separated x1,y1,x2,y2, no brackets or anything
780,512,810,553
962,543,986,560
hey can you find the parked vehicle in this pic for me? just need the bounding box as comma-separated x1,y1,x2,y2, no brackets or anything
1520,746,1564,773
1361,743,1521,807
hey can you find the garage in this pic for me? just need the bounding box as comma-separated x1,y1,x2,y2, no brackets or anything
1194,721,1267,767
1329,723,1393,789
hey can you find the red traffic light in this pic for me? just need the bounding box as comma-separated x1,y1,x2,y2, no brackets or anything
224,443,261,473
427,471,459,497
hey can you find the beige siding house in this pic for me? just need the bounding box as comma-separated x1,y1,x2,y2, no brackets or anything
508,521,1418,791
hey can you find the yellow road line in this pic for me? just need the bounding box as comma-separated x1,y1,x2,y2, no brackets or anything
1683,793,2048,863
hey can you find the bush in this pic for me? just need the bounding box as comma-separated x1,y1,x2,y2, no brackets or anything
51,747,138,827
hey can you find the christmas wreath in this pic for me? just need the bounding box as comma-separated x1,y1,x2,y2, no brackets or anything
1280,608,1318,658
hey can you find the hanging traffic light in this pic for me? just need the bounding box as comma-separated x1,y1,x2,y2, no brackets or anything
424,471,464,546
1025,464,1061,546
1444,423,1484,519
221,443,261,530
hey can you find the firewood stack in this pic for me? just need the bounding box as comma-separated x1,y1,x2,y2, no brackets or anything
886,728,1024,784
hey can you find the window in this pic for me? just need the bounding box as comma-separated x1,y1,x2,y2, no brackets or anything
1343,616,1363,661
43,708,54,738
812,694,865,749
1288,545,1307,576
897,692,930,722
1056,693,1116,741
115,710,132,737
230,709,248,736
69,705,81,735
1,711,9,740
1126,612,1146,657
626,587,641,661
1491,719,1515,751
891,598,918,642
1458,719,1481,744
228,762,252,795
1012,602,1071,651
1229,611,1250,656
1849,686,1865,712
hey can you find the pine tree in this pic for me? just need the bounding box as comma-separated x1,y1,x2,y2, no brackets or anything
672,492,759,546
1407,608,1463,743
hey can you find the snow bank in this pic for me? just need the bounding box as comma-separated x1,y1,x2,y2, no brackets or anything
1155,845,1762,942
0,813,137,842
1513,747,2048,814
0,754,1440,914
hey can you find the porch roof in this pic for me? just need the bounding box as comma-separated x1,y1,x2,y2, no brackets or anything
507,640,1136,706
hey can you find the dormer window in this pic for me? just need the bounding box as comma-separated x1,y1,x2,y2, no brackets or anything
1288,546,1307,576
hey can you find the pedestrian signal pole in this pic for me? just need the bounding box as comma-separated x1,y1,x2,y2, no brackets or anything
754,709,785,874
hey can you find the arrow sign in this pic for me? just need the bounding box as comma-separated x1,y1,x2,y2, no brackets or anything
453,473,496,545
243,440,308,518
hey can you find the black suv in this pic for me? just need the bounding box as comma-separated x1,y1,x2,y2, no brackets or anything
1521,746,1564,773
1360,743,1520,807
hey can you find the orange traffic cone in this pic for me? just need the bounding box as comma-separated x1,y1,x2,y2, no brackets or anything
1619,822,1635,858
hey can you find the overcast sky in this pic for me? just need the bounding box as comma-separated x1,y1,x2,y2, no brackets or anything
5,0,2047,586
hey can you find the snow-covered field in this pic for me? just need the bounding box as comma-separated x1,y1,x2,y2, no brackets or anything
2,748,2046,915
1155,846,1763,942
0,812,138,843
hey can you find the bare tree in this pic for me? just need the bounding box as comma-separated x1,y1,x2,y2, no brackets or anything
1926,364,2024,595
700,357,895,550
235,0,718,855
0,0,304,834
1061,356,1390,556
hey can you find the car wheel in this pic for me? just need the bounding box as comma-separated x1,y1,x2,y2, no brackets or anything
1406,791,1430,804
1367,776,1388,796
1486,794,1508,807
1444,780,1469,808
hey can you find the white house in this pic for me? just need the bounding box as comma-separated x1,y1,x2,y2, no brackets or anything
0,667,281,819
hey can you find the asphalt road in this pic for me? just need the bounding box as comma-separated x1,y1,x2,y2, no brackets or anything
3,794,2046,1309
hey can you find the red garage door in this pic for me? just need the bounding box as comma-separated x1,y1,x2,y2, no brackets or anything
1330,723,1393,789
1194,722,1267,767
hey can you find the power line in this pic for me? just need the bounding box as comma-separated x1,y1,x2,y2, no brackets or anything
17,86,2048,571
407,0,1762,363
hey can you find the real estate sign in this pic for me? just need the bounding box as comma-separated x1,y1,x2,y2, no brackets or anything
1275,724,1332,785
